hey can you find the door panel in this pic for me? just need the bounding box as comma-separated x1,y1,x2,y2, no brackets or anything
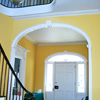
54,63,75,100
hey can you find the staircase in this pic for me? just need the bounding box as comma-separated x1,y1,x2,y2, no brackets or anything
0,44,34,100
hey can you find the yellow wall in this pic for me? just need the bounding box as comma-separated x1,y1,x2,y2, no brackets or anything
1,13,100,99
12,15,100,99
0,13,13,59
35,44,88,92
18,37,36,92
0,13,13,96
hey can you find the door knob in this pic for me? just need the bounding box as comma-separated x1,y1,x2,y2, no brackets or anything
54,86,59,89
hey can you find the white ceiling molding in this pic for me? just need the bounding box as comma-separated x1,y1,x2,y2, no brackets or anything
36,42,87,46
24,33,87,46
24,35,37,44
24,20,87,45
46,20,52,27
0,0,100,20
0,0,55,16
23,20,87,46
11,9,100,20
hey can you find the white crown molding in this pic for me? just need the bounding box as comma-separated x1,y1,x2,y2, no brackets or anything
11,9,100,20
37,42,87,46
24,35,37,44
0,0,55,16
24,34,88,46
24,34,87,46
16,45,30,52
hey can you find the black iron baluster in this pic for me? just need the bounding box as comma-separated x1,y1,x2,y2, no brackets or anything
0,51,1,96
4,0,6,6
37,0,39,5
14,3,15,8
27,0,29,7
20,3,22,8
17,4,18,8
30,0,32,6
0,48,1,65
24,0,26,6
1,0,4,5
8,0,11,7
22,1,25,7
28,0,30,6
33,0,35,6
0,0,53,8
7,0,9,7
19,4,21,8
48,0,50,4
50,0,53,3
11,2,13,7
26,0,28,7
40,0,43,5
43,0,45,4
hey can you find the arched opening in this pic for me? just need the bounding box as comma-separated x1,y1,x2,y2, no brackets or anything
10,21,92,100
44,52,87,100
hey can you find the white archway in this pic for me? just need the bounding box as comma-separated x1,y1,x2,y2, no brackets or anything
10,21,92,100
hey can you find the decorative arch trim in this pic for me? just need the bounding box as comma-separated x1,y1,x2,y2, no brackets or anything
10,21,92,100
45,51,87,63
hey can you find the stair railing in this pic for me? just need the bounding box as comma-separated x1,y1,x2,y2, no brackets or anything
0,44,34,100
0,0,53,8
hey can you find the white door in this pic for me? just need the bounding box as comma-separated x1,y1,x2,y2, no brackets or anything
54,62,76,100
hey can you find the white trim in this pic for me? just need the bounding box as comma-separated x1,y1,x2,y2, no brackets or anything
0,0,55,17
88,45,92,100
44,61,87,100
45,52,87,63
11,22,91,47
37,42,87,46
15,45,27,85
75,62,87,100
11,9,100,20
0,98,5,100
0,0,100,20
44,52,87,100
8,45,29,100
24,35,37,44
16,45,30,52
10,22,92,100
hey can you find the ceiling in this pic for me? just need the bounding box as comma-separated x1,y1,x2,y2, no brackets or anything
25,26,87,46
53,0,100,12
12,0,100,20
20,0,98,44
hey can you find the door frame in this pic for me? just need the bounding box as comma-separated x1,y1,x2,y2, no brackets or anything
14,45,28,85
7,45,29,100
44,52,87,100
